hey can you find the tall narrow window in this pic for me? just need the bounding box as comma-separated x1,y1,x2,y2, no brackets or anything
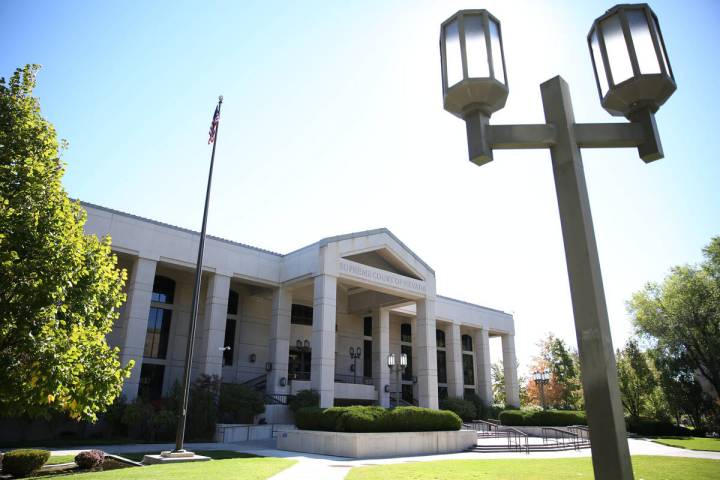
402,344,413,381
144,275,175,359
462,334,473,352
364,316,373,337
138,364,165,401
436,329,446,348
363,339,372,378
463,353,475,386
401,323,412,343
223,290,239,366
437,350,447,384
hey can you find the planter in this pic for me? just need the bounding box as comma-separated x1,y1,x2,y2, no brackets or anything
276,429,477,458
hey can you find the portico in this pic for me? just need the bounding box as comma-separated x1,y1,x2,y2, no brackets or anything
83,201,519,411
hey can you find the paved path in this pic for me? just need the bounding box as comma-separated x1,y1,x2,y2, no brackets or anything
44,437,720,480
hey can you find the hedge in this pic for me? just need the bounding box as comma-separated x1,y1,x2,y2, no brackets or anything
626,419,695,437
1,449,50,477
439,398,477,421
295,406,461,432
499,409,587,426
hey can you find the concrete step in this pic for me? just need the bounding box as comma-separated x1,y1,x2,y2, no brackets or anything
468,442,591,453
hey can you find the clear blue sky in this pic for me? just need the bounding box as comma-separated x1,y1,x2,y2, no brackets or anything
2,0,719,371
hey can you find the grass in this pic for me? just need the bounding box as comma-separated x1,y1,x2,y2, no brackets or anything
346,456,720,480
40,451,294,479
651,436,720,452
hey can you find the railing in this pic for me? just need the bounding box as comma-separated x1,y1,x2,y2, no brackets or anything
504,426,529,454
396,398,419,407
264,393,290,405
334,373,374,385
567,425,591,443
541,427,585,450
241,374,267,392
463,419,504,436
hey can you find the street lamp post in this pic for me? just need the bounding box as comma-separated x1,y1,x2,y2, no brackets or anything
439,5,675,480
349,346,362,384
387,353,408,407
533,369,551,410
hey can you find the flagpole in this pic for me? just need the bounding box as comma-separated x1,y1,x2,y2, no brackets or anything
173,95,223,453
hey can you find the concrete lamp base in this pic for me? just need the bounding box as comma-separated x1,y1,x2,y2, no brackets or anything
142,451,211,464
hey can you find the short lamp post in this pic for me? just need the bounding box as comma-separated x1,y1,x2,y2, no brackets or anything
387,353,408,407
439,5,675,480
533,369,551,410
349,346,362,384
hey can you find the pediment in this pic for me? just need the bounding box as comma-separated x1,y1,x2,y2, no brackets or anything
343,247,423,280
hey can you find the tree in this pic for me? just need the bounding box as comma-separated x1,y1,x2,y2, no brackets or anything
525,334,583,409
491,361,505,405
0,65,130,421
616,340,656,420
628,237,720,400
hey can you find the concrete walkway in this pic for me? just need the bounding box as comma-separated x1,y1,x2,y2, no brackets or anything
45,437,720,480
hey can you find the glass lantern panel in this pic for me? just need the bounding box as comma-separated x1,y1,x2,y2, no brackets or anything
601,14,633,85
465,15,489,78
628,10,661,74
444,20,463,87
488,19,505,84
652,15,671,76
590,30,609,96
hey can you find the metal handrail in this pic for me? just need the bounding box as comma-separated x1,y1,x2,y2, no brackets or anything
503,426,529,454
334,373,374,385
264,393,290,405
567,425,591,443
463,419,503,436
541,427,585,450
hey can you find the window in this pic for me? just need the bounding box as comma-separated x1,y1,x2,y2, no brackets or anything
138,364,165,401
363,316,373,337
438,386,449,399
144,307,171,358
291,304,313,326
464,388,477,399
437,350,447,384
402,384,414,404
223,318,236,366
436,329,446,348
401,323,412,343
227,290,239,315
462,334,473,352
363,339,372,378
151,276,175,304
402,344,413,381
463,353,475,385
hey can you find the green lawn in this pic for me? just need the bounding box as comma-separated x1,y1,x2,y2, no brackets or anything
652,436,720,452
41,451,294,479
46,450,253,465
346,456,720,480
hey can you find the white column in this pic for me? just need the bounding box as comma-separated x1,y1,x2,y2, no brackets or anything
119,257,157,400
372,308,390,407
502,334,520,407
198,273,231,378
415,298,439,409
474,328,493,405
268,286,292,395
311,274,337,408
446,323,464,398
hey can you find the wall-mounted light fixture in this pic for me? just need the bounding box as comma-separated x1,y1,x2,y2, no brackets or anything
249,353,257,363
280,377,287,387
384,384,390,393
265,362,272,372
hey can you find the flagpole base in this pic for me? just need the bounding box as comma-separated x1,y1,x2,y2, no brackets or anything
142,451,210,464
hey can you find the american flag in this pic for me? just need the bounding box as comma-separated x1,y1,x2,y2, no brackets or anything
208,103,220,144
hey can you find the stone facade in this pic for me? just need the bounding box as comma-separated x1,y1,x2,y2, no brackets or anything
83,202,520,410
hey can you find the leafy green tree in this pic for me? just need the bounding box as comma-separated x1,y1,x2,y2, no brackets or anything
616,340,656,420
0,65,130,421
527,334,583,409
491,361,506,406
628,237,720,399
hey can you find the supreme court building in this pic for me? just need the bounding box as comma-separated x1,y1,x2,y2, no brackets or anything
83,202,520,410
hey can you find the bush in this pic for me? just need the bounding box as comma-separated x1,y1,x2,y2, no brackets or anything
294,406,461,432
74,450,105,470
463,393,487,419
1,449,50,477
440,398,478,421
626,418,694,436
499,409,586,426
218,383,265,423
289,390,319,413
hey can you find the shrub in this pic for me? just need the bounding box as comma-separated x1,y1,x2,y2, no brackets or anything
463,393,486,419
626,418,694,436
1,449,50,477
294,406,461,432
440,398,478,421
218,383,265,423
289,390,319,413
499,409,586,426
74,450,105,470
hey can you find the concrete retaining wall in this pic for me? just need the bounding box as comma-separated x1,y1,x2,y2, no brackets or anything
214,424,295,442
276,429,477,458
